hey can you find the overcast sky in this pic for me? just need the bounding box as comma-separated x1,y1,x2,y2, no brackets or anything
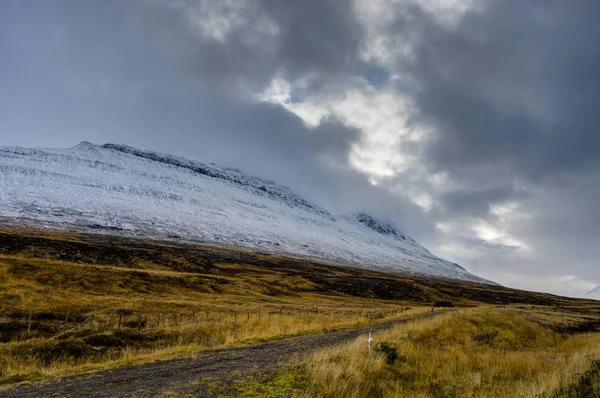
2,0,599,297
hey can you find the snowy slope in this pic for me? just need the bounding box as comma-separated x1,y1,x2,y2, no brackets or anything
0,142,491,284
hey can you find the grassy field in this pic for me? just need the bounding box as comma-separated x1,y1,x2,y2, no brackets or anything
0,229,423,385
0,226,599,392
224,308,600,398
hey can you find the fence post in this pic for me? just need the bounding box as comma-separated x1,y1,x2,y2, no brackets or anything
157,312,161,328
138,314,142,330
118,312,122,329
64,312,70,330
192,312,196,323
173,314,178,327
206,311,209,322
89,314,94,330
368,332,373,358
368,312,372,322
27,310,32,333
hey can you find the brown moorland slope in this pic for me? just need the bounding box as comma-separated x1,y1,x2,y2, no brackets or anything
0,225,598,386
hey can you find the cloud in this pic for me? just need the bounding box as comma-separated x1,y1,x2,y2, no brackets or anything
387,0,600,294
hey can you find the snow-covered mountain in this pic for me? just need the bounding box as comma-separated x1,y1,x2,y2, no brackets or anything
0,142,491,284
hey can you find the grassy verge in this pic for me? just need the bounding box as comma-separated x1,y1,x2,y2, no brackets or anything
225,308,600,398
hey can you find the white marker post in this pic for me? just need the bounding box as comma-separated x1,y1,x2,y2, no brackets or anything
368,332,373,358
27,310,32,333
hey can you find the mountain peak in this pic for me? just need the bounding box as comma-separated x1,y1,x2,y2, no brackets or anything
72,141,96,150
101,143,332,218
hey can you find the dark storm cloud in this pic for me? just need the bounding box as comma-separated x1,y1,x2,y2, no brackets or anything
261,0,365,79
125,0,365,94
407,1,600,181
382,1,600,289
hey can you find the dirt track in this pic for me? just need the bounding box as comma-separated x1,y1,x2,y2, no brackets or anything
0,316,435,398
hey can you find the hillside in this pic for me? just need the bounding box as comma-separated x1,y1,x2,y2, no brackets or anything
0,142,487,283
0,227,598,389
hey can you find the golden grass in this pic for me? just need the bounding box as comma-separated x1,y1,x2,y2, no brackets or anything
0,252,426,385
2,227,599,391
274,308,600,398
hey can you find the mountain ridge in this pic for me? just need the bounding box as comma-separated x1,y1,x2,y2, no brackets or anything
0,141,492,284
100,143,333,219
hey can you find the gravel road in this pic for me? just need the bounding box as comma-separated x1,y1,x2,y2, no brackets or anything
0,315,433,398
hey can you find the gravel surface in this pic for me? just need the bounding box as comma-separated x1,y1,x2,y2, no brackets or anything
0,316,433,398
